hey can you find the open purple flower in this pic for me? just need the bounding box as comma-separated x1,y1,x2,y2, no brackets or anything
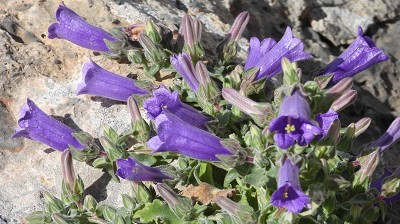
369,117,400,153
147,110,232,161
315,109,339,139
48,4,117,53
321,27,389,85
269,91,322,149
116,157,170,183
144,86,210,130
170,53,200,92
271,158,309,213
76,58,148,101
12,99,84,151
244,27,312,81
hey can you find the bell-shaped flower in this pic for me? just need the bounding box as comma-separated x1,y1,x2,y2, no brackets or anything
269,91,322,149
369,117,400,153
12,99,84,151
48,4,118,53
244,27,312,81
116,157,170,183
321,27,389,85
271,158,309,213
76,58,148,101
144,86,210,130
147,110,232,161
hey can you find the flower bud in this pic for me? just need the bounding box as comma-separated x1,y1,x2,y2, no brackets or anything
354,117,371,137
61,149,75,192
156,183,195,220
326,77,353,100
352,149,380,188
331,89,357,111
214,196,256,223
282,57,300,85
145,20,161,43
381,167,400,198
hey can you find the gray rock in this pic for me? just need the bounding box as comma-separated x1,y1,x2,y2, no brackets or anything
0,0,399,221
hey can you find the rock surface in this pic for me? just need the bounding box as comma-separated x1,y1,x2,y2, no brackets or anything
0,0,399,222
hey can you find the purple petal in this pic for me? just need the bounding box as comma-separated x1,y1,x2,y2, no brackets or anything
252,27,312,80
147,110,232,161
321,27,389,85
170,53,200,91
370,117,400,152
144,86,210,129
278,91,311,119
12,99,84,151
48,4,118,53
116,157,170,182
271,183,309,214
315,109,339,139
269,91,322,149
76,59,147,101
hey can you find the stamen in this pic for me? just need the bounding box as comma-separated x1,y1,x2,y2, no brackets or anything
283,192,289,198
285,124,296,133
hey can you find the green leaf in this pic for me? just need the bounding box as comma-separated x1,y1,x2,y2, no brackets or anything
97,204,117,222
92,157,107,169
224,169,240,187
244,166,269,188
25,211,49,224
133,199,181,223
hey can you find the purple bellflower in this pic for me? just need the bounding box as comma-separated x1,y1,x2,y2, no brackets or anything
12,99,84,151
369,117,400,153
269,91,322,149
116,157,171,183
76,58,148,101
244,27,312,81
147,110,232,161
170,53,200,92
321,27,389,85
48,4,118,53
315,109,339,139
271,158,309,213
144,86,210,130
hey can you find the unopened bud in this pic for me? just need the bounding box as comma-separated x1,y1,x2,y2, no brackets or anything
353,149,380,188
127,95,141,122
138,34,165,63
222,87,263,116
156,183,194,219
282,57,300,85
228,11,250,42
326,77,353,100
145,20,161,43
214,196,256,224
195,61,211,87
331,89,357,111
354,117,371,137
61,150,75,192
222,87,272,126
